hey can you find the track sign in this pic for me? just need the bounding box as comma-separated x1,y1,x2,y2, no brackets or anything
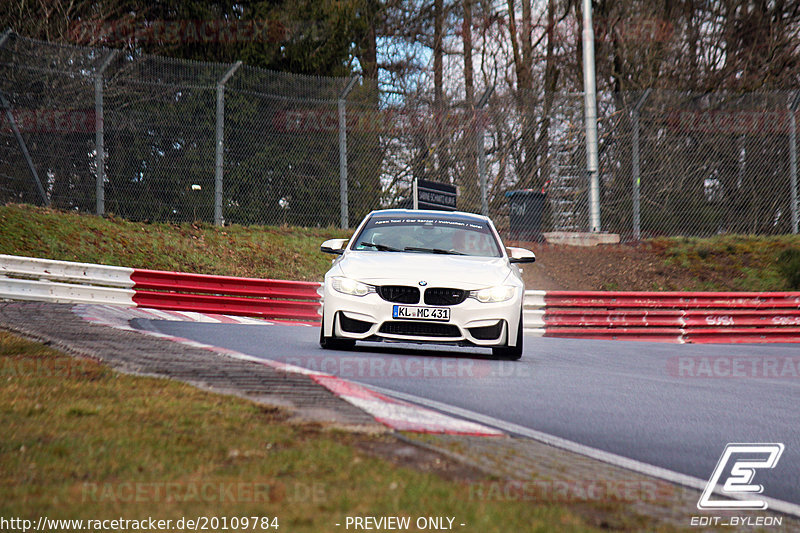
413,178,457,211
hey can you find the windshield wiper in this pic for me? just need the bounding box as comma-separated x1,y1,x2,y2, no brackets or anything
360,241,402,252
403,246,467,255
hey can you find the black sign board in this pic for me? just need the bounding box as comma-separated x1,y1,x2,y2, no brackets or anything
415,178,457,211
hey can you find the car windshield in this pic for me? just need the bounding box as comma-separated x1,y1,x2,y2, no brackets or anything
352,215,503,258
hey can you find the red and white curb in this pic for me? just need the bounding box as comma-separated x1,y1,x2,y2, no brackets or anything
74,304,317,330
73,304,503,436
311,375,502,435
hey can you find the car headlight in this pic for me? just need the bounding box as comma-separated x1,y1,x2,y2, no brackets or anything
472,286,516,303
331,276,372,296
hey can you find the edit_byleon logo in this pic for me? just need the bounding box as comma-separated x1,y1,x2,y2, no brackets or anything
697,443,785,510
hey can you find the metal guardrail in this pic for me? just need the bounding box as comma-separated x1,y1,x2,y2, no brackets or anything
0,254,321,321
3,254,800,342
129,269,321,320
524,290,800,343
0,254,136,305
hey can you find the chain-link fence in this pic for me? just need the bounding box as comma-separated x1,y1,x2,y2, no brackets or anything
606,91,799,239
1,30,798,239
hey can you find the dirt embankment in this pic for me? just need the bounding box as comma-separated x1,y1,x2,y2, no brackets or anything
516,243,747,292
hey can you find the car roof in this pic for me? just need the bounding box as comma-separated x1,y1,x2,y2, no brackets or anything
367,209,491,224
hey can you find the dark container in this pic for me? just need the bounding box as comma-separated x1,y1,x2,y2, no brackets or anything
506,189,546,241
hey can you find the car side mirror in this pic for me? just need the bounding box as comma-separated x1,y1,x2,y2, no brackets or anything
320,238,348,255
507,247,536,264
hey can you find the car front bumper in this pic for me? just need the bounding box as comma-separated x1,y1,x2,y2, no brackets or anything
321,286,522,347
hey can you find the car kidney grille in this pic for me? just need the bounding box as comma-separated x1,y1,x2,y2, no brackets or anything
379,321,460,337
424,288,468,305
377,285,420,304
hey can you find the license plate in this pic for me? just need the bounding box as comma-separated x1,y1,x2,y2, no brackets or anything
392,305,450,321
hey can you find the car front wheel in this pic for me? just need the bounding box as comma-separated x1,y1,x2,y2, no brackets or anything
319,311,356,350
492,315,523,360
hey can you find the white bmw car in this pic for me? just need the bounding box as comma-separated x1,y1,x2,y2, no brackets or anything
318,209,535,359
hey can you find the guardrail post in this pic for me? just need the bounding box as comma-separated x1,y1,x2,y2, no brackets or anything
215,61,242,226
94,50,117,216
631,88,651,241
338,75,359,229
476,85,494,217
789,92,799,234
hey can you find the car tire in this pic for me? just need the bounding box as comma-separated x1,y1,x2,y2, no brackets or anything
492,315,523,360
319,311,356,350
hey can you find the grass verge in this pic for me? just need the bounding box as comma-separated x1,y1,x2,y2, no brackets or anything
0,330,634,532
650,235,800,291
0,204,350,281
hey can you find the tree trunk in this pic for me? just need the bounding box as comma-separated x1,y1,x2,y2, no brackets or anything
536,0,558,190
433,0,449,184
461,0,479,210
507,0,537,188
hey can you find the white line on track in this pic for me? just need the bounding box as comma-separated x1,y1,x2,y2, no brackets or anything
361,382,800,519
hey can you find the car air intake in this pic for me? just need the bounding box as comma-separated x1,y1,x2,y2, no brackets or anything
423,287,468,305
377,285,420,304
379,321,460,337
339,313,372,334
468,321,504,340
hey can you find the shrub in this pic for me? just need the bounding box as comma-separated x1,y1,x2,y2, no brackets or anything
776,248,800,289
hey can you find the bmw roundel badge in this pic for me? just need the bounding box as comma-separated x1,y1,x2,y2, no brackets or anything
419,280,428,286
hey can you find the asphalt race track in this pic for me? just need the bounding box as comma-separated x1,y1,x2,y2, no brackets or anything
132,319,800,508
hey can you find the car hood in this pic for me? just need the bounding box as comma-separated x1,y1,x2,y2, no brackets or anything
336,251,514,289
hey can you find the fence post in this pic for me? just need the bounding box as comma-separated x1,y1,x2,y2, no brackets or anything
214,61,242,227
338,75,359,229
94,50,117,216
631,88,651,241
581,0,601,232
476,86,494,217
790,92,800,234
